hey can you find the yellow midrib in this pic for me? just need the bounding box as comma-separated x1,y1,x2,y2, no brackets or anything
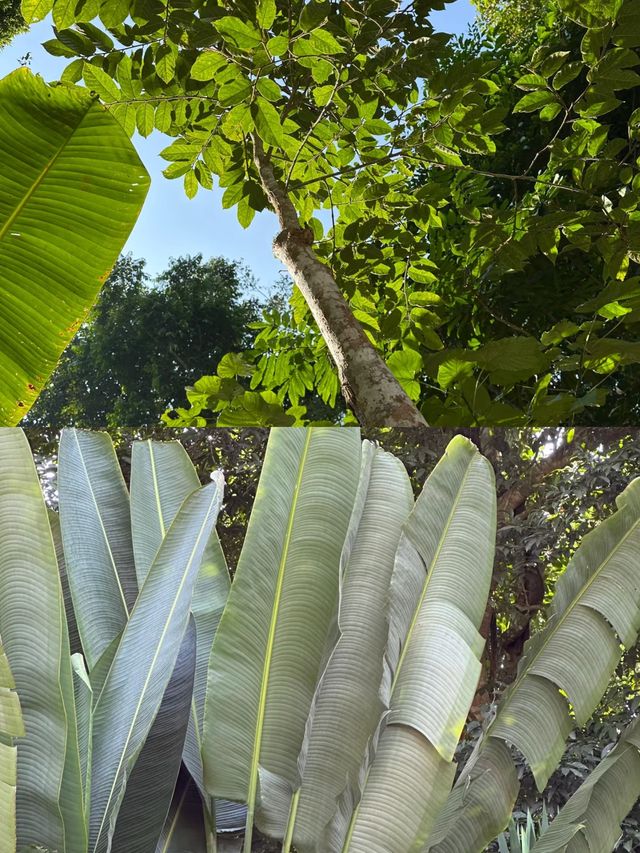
92,489,218,852
492,501,640,731
245,429,313,823
0,82,91,245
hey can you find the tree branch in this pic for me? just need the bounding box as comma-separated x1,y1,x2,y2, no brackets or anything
251,134,427,428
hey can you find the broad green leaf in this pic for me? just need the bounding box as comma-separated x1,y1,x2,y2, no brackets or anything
203,428,361,852
290,443,414,851
20,0,52,23
0,429,85,853
257,0,276,29
532,718,640,853
471,338,550,384
0,643,23,853
83,62,121,102
513,90,557,113
89,476,224,853
429,475,640,852
111,618,196,852
293,28,344,56
254,96,286,147
58,428,137,670
345,436,496,853
190,51,227,81
215,16,261,49
130,439,235,830
0,69,149,425
386,349,422,400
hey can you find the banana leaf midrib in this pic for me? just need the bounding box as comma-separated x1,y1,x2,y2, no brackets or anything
0,77,89,245
390,456,474,698
342,449,476,853
144,440,211,822
73,429,130,617
246,427,314,821
487,504,640,734
93,491,219,849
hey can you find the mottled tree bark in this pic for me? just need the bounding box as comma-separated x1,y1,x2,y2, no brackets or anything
252,136,427,429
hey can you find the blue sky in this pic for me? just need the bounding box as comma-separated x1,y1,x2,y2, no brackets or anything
0,0,477,286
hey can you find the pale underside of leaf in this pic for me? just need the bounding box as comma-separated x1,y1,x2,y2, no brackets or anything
203,427,361,852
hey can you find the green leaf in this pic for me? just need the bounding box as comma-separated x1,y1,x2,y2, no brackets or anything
0,69,149,425
256,77,281,102
531,718,640,853
203,429,361,850
386,349,422,400
130,440,237,833
0,429,85,853
58,428,137,670
215,16,262,50
345,437,496,853
20,0,53,23
110,619,196,852
408,266,437,285
431,475,640,851
437,358,475,389
190,51,227,81
291,444,414,849
256,0,276,29
513,89,556,113
540,321,580,346
83,61,121,102
135,102,154,137
293,27,344,56
253,96,286,146
89,477,224,853
472,337,550,384
156,43,177,84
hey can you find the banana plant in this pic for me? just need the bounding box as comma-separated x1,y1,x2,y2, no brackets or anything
201,431,640,853
0,70,149,425
0,427,224,852
2,426,640,853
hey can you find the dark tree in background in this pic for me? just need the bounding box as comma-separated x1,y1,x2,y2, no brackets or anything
27,254,260,427
0,0,26,48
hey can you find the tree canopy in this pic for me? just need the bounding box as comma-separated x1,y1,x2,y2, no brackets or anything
23,0,640,427
26,254,259,427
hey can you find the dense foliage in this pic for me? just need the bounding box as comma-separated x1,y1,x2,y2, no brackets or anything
27,255,260,427
0,0,26,47
6,426,639,852
24,424,640,849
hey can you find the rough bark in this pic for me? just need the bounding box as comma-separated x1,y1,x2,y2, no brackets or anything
251,136,427,429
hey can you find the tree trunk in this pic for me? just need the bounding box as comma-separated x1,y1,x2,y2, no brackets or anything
251,136,427,430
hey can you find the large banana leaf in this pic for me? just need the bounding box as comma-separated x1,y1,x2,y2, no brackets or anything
0,428,86,853
58,428,138,670
0,70,149,425
531,717,640,853
111,617,197,852
289,442,414,852
89,476,224,853
429,475,640,853
343,436,496,853
130,439,238,834
203,427,362,853
0,643,24,853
